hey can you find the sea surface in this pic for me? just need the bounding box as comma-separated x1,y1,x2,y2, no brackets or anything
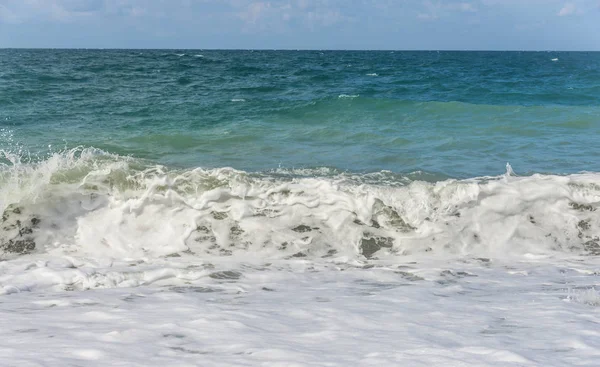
1,50,600,366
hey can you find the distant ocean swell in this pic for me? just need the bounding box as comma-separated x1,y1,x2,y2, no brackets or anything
1,147,599,265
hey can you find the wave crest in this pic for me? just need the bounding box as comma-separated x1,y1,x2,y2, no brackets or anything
1,149,599,264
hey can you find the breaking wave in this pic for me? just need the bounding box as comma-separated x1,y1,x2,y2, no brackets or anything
1,147,599,263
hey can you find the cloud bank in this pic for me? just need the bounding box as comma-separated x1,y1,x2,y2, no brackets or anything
0,0,598,50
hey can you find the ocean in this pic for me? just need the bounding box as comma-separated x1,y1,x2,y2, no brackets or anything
1,49,600,366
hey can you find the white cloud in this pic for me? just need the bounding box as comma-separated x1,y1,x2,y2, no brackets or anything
454,2,477,13
417,1,477,20
305,9,349,27
418,0,439,21
558,2,576,15
235,0,354,31
0,0,99,23
237,1,271,24
557,2,586,16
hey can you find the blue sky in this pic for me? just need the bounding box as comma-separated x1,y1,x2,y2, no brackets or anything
0,0,599,50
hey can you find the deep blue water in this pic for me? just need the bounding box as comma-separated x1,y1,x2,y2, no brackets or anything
1,49,599,178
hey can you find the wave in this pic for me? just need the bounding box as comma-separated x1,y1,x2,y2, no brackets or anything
280,95,600,114
1,148,599,264
274,97,600,132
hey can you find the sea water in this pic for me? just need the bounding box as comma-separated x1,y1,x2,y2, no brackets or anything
1,50,600,366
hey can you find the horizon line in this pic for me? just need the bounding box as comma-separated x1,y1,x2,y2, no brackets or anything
1,47,599,52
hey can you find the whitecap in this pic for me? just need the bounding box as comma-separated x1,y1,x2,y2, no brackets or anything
194,54,204,58
338,94,359,99
366,73,378,76
551,58,558,62
231,98,246,102
2,153,600,269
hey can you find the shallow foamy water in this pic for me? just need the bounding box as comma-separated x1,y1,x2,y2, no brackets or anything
1,150,600,366
2,257,600,366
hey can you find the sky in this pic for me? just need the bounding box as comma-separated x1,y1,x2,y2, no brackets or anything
0,0,599,50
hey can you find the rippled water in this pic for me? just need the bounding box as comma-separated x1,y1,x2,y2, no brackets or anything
2,50,600,176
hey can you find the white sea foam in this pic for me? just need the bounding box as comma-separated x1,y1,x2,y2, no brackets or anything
338,94,359,99
2,149,600,365
1,255,600,366
552,58,559,62
366,73,378,76
568,287,600,306
1,149,599,269
230,98,246,102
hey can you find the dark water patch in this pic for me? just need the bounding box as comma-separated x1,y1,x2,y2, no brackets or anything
395,271,425,282
177,77,193,86
570,202,595,212
372,200,415,232
437,270,477,285
577,219,591,231
209,271,242,280
322,249,338,258
583,240,600,255
164,333,186,339
169,286,223,293
354,279,405,291
169,346,209,355
235,85,285,93
122,294,147,302
211,211,228,220
35,74,92,83
360,234,394,259
1,205,40,256
292,225,319,233
440,270,477,278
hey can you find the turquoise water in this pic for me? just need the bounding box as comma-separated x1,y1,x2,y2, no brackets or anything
1,50,600,178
